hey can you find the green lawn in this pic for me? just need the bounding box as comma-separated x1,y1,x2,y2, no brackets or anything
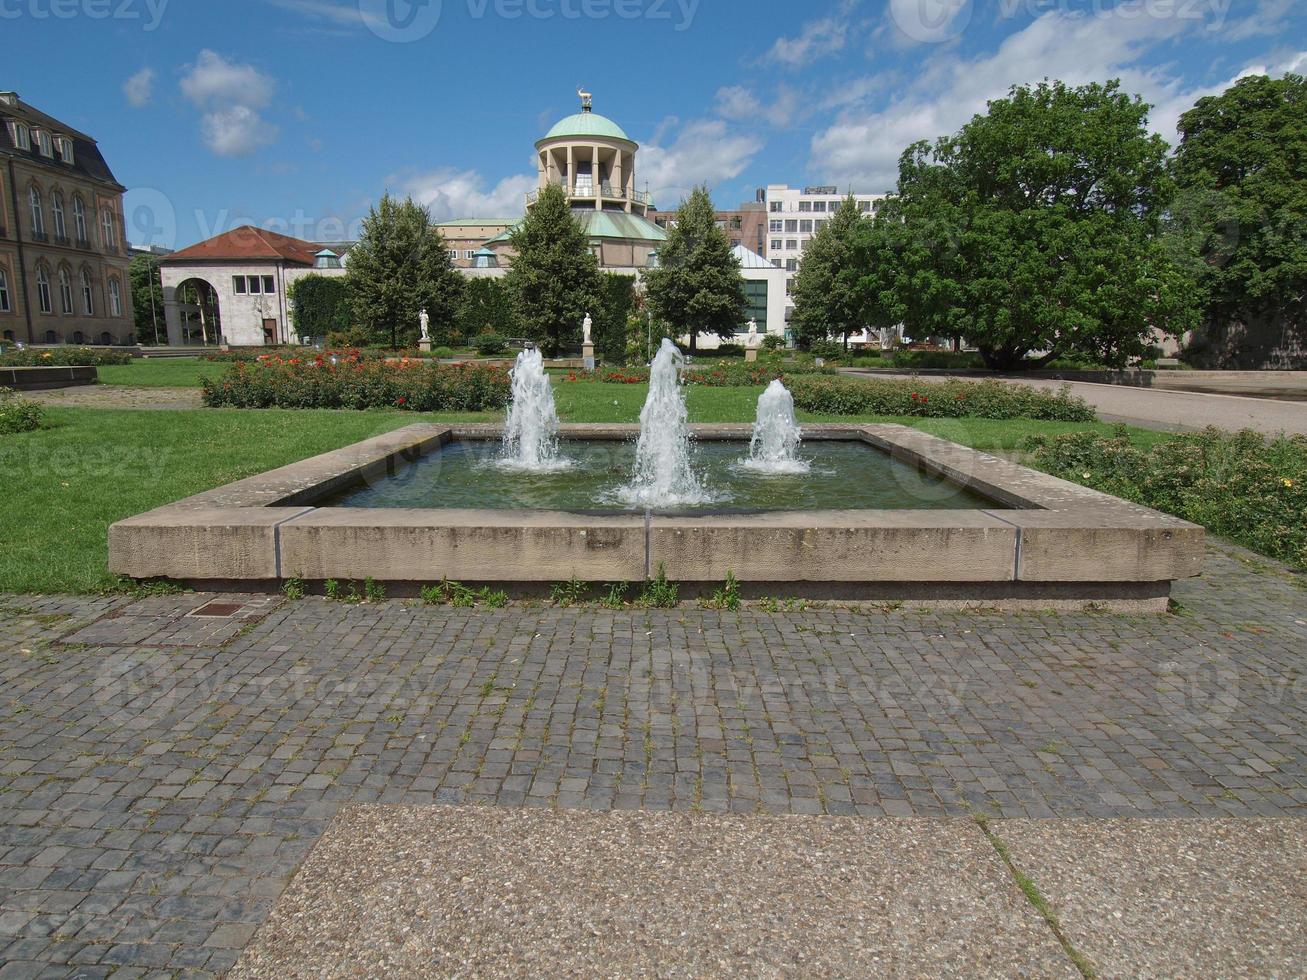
97,358,229,387
1,383,1168,594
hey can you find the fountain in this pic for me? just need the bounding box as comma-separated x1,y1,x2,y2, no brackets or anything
741,379,808,474
499,347,570,471
616,338,714,507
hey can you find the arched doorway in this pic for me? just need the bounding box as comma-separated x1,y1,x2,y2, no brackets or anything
173,278,223,346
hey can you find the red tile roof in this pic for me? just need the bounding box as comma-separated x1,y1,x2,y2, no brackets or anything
161,226,323,266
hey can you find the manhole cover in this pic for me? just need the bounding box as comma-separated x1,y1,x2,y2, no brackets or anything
191,601,245,618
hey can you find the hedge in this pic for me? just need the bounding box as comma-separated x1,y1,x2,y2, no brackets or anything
201,351,510,412
1026,427,1307,566
0,347,133,367
786,376,1096,421
560,363,835,387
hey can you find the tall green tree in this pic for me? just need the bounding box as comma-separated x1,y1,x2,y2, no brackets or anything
346,194,463,348
288,274,352,342
888,80,1193,369
595,274,636,365
128,253,165,344
504,183,602,356
644,186,747,353
791,195,872,350
1169,73,1307,368
456,277,518,344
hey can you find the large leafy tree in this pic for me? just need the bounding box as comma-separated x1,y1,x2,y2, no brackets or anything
346,194,463,348
288,274,352,342
128,253,165,344
644,186,747,353
889,80,1193,369
791,196,874,350
505,183,602,356
1169,73,1307,368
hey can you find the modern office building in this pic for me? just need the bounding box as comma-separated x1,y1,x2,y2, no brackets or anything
0,91,133,345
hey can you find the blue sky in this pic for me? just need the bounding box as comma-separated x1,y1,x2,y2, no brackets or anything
5,0,1303,249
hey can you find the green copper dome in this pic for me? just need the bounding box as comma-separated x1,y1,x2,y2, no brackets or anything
542,111,631,143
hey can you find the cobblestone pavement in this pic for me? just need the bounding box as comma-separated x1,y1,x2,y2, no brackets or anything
0,542,1304,976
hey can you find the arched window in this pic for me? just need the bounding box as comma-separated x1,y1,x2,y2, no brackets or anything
108,277,122,317
101,209,116,251
35,264,52,314
0,267,10,313
80,269,94,315
44,330,58,344
51,192,66,240
58,267,74,314
29,186,44,236
73,330,85,344
2,330,14,342
100,331,113,345
72,196,87,243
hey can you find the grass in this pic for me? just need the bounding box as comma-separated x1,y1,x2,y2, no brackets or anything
97,358,229,388
0,378,1168,594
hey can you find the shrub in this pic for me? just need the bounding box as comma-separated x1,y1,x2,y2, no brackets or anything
888,350,984,370
786,376,1096,421
474,333,507,357
1025,426,1307,566
200,350,510,412
0,388,44,434
561,363,836,388
0,347,132,367
431,346,457,359
762,334,784,350
325,325,373,349
808,339,844,360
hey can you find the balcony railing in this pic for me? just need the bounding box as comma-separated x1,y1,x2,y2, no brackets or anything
31,231,48,243
527,182,652,207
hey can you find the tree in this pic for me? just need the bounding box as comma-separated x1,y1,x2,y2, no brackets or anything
595,274,636,364
888,80,1194,370
288,274,352,342
1169,73,1307,368
644,185,747,353
456,277,518,345
791,195,873,350
345,194,463,348
129,253,165,344
504,183,602,356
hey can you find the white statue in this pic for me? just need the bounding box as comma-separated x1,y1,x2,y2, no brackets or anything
747,318,760,347
419,308,430,343
582,312,593,346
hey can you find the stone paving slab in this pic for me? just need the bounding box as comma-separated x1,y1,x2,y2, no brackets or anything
994,817,1307,978
229,805,1075,979
0,542,1303,975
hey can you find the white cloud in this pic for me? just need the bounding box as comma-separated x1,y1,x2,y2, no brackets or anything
123,68,155,108
200,106,280,157
265,0,364,26
766,9,851,67
180,50,279,157
811,7,1212,190
715,85,800,128
390,169,535,222
639,119,763,207
1150,48,1307,140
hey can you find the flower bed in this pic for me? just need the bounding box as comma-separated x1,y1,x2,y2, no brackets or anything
0,387,44,434
1025,426,1306,566
787,376,1096,421
201,351,510,412
0,347,133,367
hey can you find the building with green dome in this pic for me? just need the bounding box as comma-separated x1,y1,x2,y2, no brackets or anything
483,92,667,274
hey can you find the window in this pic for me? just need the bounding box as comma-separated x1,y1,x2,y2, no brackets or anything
58,268,74,314
101,209,116,251
51,192,66,240
784,220,798,233
36,265,52,313
813,201,827,213
448,249,459,261
109,278,122,317
72,197,87,243
815,219,828,231
2,330,12,341
798,201,812,212
769,201,783,213
785,259,798,272
786,240,798,251
465,250,476,259
771,259,782,268
29,187,44,236
12,122,30,151
80,269,94,315
36,130,52,157
248,275,262,294
73,330,84,344
769,220,783,233
771,239,782,251
799,220,813,234
44,330,57,343
730,216,742,230
857,200,871,213
262,276,275,294
233,276,247,294
0,268,9,312
58,137,74,165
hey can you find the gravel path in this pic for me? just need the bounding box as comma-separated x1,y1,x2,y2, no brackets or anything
23,385,203,410
844,370,1307,436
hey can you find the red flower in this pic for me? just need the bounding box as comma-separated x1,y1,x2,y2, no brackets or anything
396,397,407,406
